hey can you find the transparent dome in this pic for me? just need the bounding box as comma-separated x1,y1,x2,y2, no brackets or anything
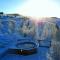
0,16,58,55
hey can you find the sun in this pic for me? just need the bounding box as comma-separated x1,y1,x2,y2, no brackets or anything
16,0,60,18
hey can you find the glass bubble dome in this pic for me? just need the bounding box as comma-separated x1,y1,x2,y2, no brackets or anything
0,14,58,56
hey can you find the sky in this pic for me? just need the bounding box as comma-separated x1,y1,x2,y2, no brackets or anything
0,0,60,18
0,0,25,13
